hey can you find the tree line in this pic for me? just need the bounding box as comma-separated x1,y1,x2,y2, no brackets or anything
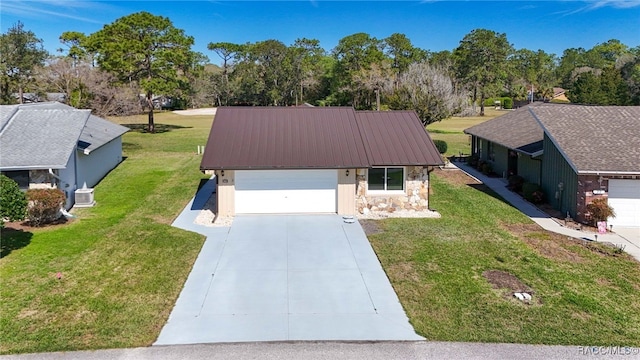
1,12,639,132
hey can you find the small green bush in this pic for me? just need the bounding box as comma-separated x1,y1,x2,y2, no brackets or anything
502,97,513,109
508,175,525,192
522,182,544,203
467,155,479,167
586,198,615,225
26,188,65,227
484,98,496,106
0,175,27,227
481,162,493,175
433,140,448,154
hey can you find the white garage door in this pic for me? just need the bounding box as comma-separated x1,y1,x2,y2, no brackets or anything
235,170,337,214
608,179,640,227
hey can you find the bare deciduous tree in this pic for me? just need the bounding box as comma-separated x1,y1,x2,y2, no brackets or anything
391,62,470,125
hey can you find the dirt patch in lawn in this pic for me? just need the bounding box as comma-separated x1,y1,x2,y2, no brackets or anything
483,270,540,305
503,222,627,261
359,219,383,235
433,168,481,187
483,270,533,293
503,223,585,263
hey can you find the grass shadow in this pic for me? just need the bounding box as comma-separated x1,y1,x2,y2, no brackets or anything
467,183,511,205
122,123,193,134
0,227,33,258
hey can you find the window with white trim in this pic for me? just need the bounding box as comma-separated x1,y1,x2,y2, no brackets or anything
367,167,404,192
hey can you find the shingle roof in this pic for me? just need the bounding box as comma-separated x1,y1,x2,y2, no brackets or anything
0,102,129,169
200,107,443,170
464,106,543,153
356,111,443,166
530,104,640,174
0,108,90,169
78,115,129,154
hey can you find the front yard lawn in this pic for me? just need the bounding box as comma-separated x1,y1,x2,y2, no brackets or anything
369,169,640,346
0,114,212,354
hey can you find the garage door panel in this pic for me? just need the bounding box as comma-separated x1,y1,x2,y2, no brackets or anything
608,179,640,227
235,170,337,214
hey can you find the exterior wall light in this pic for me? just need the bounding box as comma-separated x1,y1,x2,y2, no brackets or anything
346,169,350,176
221,170,225,177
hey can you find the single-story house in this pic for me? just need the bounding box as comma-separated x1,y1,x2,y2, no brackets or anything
200,107,444,216
465,104,640,227
0,102,129,209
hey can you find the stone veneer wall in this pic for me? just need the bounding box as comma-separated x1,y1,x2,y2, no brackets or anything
356,166,430,214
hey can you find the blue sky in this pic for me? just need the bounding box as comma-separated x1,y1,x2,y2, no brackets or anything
1,0,639,65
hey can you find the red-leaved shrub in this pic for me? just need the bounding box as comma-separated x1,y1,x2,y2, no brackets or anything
26,189,65,227
585,198,616,226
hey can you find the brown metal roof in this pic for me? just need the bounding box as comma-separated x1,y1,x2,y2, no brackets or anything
200,107,369,170
200,107,444,170
355,111,444,166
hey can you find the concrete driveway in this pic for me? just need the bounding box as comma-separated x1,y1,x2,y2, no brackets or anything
155,214,423,345
615,227,640,260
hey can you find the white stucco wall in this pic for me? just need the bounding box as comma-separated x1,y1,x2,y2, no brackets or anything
76,137,123,189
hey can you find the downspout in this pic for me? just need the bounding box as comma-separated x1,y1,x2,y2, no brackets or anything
48,168,62,185
427,166,434,211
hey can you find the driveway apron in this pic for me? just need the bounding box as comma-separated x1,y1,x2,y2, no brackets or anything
155,211,423,345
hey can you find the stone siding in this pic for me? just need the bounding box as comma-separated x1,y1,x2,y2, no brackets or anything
28,170,56,189
356,166,430,214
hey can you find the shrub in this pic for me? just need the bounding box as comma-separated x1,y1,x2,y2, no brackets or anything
502,97,513,109
26,188,65,227
531,190,545,204
467,155,479,167
522,182,544,203
586,198,615,225
481,162,493,175
433,140,448,154
508,175,525,192
484,98,496,106
0,175,27,227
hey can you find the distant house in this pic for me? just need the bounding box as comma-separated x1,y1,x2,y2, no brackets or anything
13,92,67,103
465,104,640,227
0,102,129,209
200,107,443,216
552,87,569,102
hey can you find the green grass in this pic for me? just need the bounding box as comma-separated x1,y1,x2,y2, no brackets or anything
0,112,213,354
426,108,506,156
369,172,640,345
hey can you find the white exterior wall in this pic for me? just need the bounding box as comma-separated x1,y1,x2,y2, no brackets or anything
76,137,123,189
58,152,78,210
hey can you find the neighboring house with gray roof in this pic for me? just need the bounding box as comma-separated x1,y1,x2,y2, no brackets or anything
0,102,128,209
465,104,640,227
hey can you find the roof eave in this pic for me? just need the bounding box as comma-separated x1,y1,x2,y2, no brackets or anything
577,170,640,176
0,165,66,170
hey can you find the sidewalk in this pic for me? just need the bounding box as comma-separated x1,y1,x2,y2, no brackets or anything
452,162,640,263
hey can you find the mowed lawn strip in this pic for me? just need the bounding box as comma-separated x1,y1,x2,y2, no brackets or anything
369,171,640,346
0,113,213,354
426,108,504,156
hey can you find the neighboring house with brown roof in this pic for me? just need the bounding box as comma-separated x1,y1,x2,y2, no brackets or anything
0,102,129,209
200,107,443,216
465,104,640,227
